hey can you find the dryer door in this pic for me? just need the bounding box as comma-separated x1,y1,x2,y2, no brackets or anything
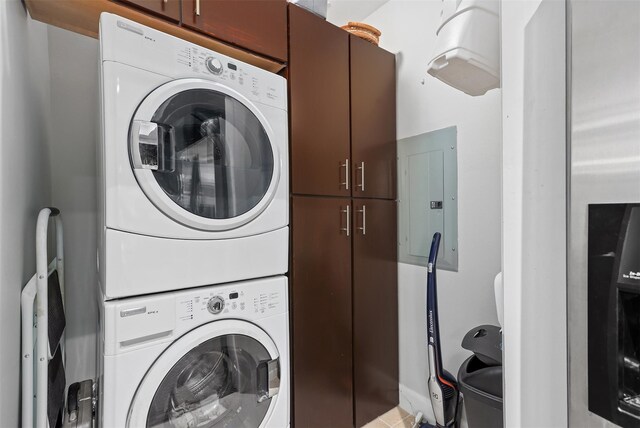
128,320,281,428
130,78,280,231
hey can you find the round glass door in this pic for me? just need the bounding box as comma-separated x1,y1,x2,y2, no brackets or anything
130,79,280,231
128,321,281,428
147,335,272,428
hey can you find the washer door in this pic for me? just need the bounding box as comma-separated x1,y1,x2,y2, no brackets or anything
130,78,280,231
128,320,281,428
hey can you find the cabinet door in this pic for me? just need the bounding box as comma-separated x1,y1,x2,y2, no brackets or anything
289,5,351,197
292,196,353,428
353,198,399,427
116,0,181,21
350,35,397,200
181,0,287,61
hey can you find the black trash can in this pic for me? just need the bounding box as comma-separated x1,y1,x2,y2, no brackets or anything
457,325,503,428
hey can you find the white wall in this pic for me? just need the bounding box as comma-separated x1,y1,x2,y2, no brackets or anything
326,0,390,25
345,1,502,422
0,1,53,424
47,26,100,385
0,8,100,423
568,1,640,426
501,0,567,426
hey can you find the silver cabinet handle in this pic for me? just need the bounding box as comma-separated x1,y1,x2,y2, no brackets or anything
340,205,350,236
340,159,350,190
356,161,365,191
357,205,366,235
195,0,201,16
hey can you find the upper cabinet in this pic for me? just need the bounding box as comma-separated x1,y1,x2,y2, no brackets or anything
289,5,397,200
350,35,397,200
116,0,181,22
111,0,288,62
289,5,351,197
26,1,285,73
181,0,288,61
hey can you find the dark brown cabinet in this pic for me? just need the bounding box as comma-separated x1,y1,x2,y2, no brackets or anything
289,5,397,427
289,6,396,200
292,196,354,428
353,199,399,426
292,196,398,427
181,0,288,61
289,5,351,197
350,36,397,200
116,0,181,21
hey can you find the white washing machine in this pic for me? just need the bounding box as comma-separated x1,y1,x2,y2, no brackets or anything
98,13,289,299
98,276,289,428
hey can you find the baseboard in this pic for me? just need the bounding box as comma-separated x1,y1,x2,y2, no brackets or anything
399,383,433,422
399,383,468,428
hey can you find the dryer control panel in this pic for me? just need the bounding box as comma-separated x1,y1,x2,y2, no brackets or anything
175,276,286,325
103,276,287,355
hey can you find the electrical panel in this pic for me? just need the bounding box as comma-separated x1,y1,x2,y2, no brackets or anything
398,126,458,271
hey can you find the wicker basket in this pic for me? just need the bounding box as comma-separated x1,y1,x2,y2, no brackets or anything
340,22,381,45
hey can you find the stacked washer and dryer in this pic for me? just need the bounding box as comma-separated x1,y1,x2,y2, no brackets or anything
97,14,289,428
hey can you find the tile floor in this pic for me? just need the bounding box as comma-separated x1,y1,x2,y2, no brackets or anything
363,406,415,428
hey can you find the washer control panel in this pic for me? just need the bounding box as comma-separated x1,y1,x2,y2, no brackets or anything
175,277,286,324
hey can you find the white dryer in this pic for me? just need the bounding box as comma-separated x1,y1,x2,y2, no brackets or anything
98,14,289,299
98,276,289,428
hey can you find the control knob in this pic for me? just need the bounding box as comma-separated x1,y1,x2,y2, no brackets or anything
205,57,223,75
207,296,225,314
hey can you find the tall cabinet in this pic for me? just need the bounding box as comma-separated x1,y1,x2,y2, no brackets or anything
289,6,398,427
